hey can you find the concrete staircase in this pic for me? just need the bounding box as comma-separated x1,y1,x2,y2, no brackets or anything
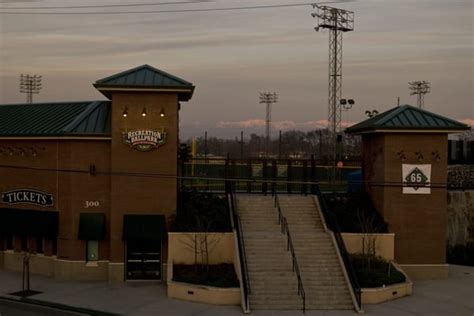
278,195,354,310
237,194,355,311
237,195,303,310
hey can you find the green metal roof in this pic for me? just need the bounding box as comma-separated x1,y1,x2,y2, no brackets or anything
0,101,111,137
345,105,470,134
94,64,195,101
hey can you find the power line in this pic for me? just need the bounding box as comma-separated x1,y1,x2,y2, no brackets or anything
0,0,212,10
0,163,453,189
0,2,352,15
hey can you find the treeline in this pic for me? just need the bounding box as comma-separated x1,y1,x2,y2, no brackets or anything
185,129,362,160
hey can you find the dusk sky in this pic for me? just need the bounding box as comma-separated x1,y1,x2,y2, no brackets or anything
0,0,472,139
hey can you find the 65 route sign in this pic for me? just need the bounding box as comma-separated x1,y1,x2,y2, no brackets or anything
402,164,431,194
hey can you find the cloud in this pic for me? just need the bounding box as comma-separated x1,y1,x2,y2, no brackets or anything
216,119,353,130
459,119,474,127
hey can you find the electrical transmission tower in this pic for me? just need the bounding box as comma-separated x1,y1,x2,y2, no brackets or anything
259,92,278,155
312,4,354,138
20,74,42,104
409,81,430,108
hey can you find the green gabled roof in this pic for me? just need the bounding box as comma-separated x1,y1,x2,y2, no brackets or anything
94,64,194,101
0,101,111,137
345,104,470,134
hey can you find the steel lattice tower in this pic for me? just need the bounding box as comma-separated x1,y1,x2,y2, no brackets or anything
20,74,42,104
259,92,278,155
409,81,430,109
312,4,354,137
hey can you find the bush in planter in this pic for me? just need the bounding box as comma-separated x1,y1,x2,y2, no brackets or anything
173,264,239,288
351,254,406,288
447,243,474,266
170,191,234,283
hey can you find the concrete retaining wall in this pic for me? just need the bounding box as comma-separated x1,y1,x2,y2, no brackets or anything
341,233,395,261
168,232,235,265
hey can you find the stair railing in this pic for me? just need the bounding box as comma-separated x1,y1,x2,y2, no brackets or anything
314,186,362,310
273,193,306,313
227,184,251,311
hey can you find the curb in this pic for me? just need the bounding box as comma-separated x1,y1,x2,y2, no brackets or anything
0,296,120,316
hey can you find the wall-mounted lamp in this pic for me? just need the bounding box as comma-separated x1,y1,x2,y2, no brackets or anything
122,107,128,118
432,150,441,162
141,108,147,117
397,150,406,161
415,151,424,162
160,108,165,117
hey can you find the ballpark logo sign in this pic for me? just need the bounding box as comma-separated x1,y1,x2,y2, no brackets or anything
402,164,431,194
123,129,166,152
2,189,54,207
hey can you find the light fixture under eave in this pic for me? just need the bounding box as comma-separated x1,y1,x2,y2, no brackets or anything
160,108,165,117
416,151,424,162
141,108,147,117
122,107,128,118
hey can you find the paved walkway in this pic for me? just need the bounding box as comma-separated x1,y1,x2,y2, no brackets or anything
0,265,473,316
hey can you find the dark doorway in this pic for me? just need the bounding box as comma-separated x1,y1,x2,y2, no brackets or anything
126,240,161,280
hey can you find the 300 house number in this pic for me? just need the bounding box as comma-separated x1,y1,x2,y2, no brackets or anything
85,201,100,208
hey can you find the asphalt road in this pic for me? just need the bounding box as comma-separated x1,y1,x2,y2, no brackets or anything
0,298,86,316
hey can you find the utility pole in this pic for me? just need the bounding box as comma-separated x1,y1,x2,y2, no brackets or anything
240,131,244,159
312,4,354,182
278,130,282,159
20,74,42,104
204,131,208,160
409,81,430,108
259,92,278,156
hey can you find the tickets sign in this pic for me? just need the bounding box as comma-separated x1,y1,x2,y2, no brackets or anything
2,189,54,207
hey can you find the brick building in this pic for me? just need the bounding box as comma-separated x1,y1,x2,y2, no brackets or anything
346,105,470,278
0,65,194,281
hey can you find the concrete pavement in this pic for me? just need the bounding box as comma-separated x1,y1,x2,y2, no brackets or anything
0,265,473,316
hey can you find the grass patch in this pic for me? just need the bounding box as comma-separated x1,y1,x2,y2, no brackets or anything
173,264,239,288
351,254,406,288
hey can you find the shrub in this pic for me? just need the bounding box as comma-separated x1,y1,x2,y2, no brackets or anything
351,254,406,288
447,243,474,266
173,264,239,288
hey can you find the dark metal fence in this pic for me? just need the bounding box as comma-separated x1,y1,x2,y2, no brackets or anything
448,140,474,165
181,157,361,193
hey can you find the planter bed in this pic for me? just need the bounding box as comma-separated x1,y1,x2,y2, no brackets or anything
173,264,239,288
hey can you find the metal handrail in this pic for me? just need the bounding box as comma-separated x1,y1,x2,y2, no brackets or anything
227,185,251,309
273,193,306,313
314,186,362,310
